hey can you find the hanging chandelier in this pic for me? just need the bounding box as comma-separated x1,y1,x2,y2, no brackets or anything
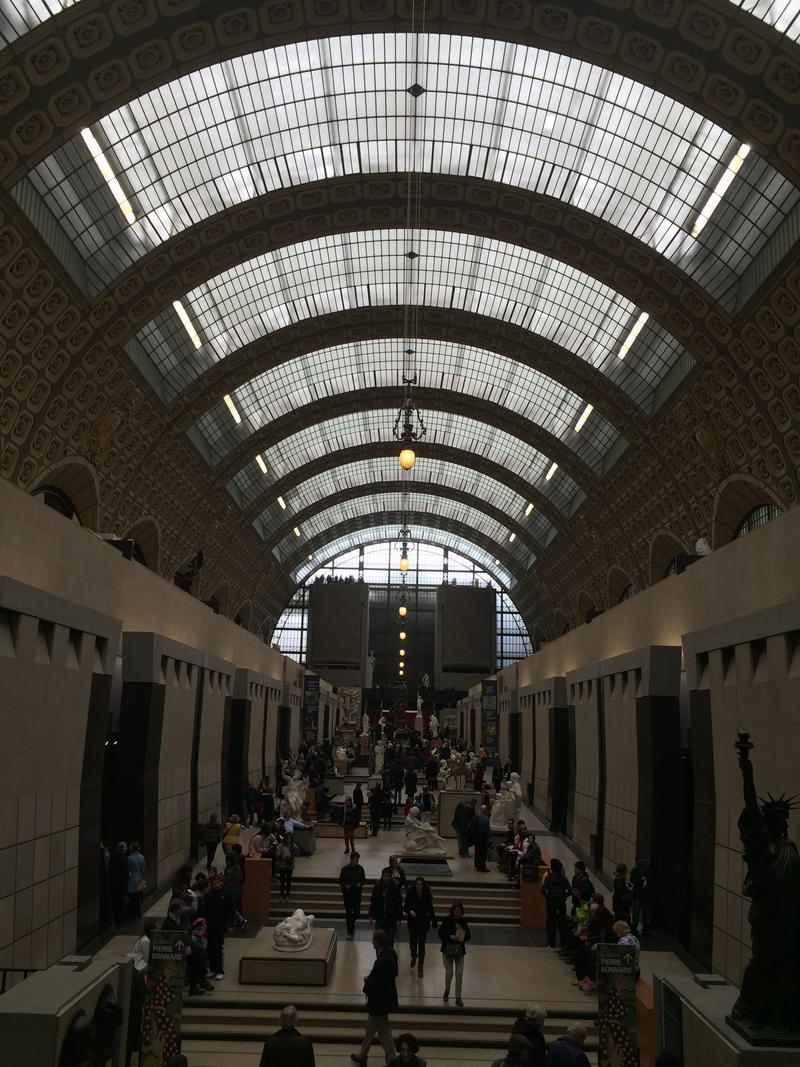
394,374,426,470
396,525,413,574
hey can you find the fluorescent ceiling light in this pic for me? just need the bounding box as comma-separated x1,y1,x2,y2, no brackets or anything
545,462,558,481
524,502,534,517
81,127,136,225
308,554,313,560
173,299,202,349
617,312,649,361
256,454,268,474
223,394,241,423
277,496,287,510
293,527,301,537
575,404,594,432
692,144,750,238
509,532,516,543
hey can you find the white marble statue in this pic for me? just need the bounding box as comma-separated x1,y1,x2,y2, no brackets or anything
490,782,514,829
429,713,440,739
361,713,370,737
422,672,431,690
374,740,385,773
334,744,348,777
416,691,423,713
365,650,376,688
282,770,306,821
273,908,315,952
508,772,523,818
404,806,446,853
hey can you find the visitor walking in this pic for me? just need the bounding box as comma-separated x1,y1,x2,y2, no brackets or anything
339,851,367,940
341,795,359,854
404,876,437,977
541,858,571,949
472,805,491,872
351,928,399,1065
204,873,233,980
276,833,299,899
200,813,222,870
439,900,471,1006
368,867,403,948
630,855,653,935
612,863,633,922
126,841,146,918
109,841,129,927
222,814,242,857
369,786,383,836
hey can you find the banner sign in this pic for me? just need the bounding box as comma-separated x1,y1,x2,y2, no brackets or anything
303,674,321,745
481,680,498,755
140,929,187,1067
597,943,639,1067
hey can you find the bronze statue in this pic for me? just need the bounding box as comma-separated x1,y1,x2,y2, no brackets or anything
730,731,800,1042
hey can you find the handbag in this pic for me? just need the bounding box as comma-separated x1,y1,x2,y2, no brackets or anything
444,942,462,958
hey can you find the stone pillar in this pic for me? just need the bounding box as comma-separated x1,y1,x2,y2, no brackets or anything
113,634,233,889
684,602,800,980
521,677,568,830
230,668,279,808
566,664,603,867
0,576,121,965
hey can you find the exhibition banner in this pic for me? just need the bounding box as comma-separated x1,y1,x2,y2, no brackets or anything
303,674,321,745
139,929,187,1067
597,942,639,1067
481,679,498,755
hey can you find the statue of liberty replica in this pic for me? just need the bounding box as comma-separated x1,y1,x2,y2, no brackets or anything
729,731,800,1044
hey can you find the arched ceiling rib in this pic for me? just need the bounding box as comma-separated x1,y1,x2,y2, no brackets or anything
23,34,797,304
254,461,554,548
242,441,567,535
217,393,589,516
285,514,522,587
136,228,690,409
273,487,537,569
1,0,800,196
196,337,621,475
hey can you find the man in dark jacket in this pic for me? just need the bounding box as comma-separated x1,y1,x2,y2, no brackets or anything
452,797,477,857
339,851,367,940
259,1005,315,1067
511,1005,547,1067
545,1026,591,1066
472,805,491,872
367,867,403,947
351,929,398,1065
491,1033,533,1067
570,862,595,913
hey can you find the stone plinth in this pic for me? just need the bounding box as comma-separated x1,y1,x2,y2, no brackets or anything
242,857,272,921
240,927,337,986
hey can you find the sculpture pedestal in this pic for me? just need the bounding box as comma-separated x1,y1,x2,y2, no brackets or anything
653,971,800,1065
242,858,272,921
239,927,337,986
519,864,548,929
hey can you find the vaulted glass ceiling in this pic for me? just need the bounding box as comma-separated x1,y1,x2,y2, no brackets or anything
196,337,619,471
227,408,581,516
24,34,798,309
294,523,514,585
273,490,535,570
4,1,800,52
144,228,687,409
252,456,554,547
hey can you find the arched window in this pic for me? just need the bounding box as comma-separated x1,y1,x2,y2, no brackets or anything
618,583,637,603
734,504,783,539
32,485,80,523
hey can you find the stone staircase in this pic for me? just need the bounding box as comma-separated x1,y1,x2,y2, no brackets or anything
268,876,521,924
181,997,599,1062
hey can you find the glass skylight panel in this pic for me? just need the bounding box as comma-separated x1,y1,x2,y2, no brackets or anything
727,0,800,39
293,525,513,586
23,33,797,305
148,228,684,406
272,491,532,567
0,0,75,48
194,336,618,469
226,407,579,514
253,456,553,545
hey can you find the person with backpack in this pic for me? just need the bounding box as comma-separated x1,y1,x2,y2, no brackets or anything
541,858,571,949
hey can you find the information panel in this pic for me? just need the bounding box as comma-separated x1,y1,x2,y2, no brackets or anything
481,679,498,755
303,674,321,745
597,942,639,1067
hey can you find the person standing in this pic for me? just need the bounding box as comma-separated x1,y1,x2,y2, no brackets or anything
511,1005,548,1067
369,786,383,837
204,873,233,980
353,782,365,824
351,928,398,1065
452,798,477,858
404,876,437,977
472,805,491,872
127,841,146,919
544,1025,591,1066
387,855,408,893
200,813,222,870
339,851,367,940
438,901,471,1006
541,858,571,949
276,833,299,899
341,795,359,854
368,867,403,948
630,855,653,935
259,1005,316,1067
612,863,633,922
244,782,261,827
222,814,242,858
570,862,595,913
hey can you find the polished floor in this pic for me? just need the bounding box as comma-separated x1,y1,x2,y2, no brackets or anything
100,801,691,1066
